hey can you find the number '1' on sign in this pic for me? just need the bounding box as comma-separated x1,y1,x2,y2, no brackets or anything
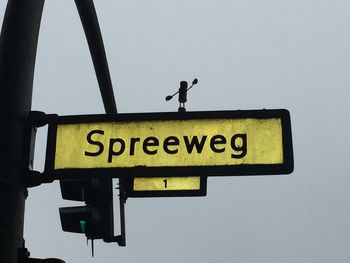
124,177,207,197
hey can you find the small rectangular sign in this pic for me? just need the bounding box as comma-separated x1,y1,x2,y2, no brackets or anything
44,109,293,179
124,176,207,197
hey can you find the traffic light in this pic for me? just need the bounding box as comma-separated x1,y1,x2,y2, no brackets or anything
59,178,115,242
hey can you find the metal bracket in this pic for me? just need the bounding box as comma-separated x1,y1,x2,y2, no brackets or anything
28,111,57,128
24,171,54,188
103,235,125,246
117,179,127,247
18,246,65,262
24,111,57,188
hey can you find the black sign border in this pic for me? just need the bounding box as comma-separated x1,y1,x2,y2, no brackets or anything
44,109,293,180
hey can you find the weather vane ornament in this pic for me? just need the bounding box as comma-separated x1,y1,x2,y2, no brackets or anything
166,78,199,112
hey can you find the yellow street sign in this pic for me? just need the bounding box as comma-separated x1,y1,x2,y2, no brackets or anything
45,110,293,178
124,176,207,197
134,177,201,191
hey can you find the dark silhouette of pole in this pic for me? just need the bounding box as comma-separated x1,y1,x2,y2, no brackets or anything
74,0,117,114
0,0,45,262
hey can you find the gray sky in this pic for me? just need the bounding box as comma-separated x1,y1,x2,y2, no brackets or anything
1,0,350,262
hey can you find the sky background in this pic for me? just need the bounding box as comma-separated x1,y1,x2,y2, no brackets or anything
1,0,350,262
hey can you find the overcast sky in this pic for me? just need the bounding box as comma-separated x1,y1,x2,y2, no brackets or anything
1,0,350,262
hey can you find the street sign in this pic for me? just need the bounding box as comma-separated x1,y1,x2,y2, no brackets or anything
44,109,293,179
124,176,207,197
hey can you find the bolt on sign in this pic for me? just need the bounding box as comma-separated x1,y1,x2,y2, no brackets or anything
44,110,293,179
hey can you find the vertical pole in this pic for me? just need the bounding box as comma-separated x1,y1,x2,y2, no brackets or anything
0,0,44,262
118,180,126,246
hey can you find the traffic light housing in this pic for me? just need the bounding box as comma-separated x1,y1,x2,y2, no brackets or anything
59,178,115,242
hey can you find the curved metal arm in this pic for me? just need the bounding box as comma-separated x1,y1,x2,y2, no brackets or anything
74,0,117,114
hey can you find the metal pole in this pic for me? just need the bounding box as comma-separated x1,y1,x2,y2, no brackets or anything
0,0,44,262
74,0,117,114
